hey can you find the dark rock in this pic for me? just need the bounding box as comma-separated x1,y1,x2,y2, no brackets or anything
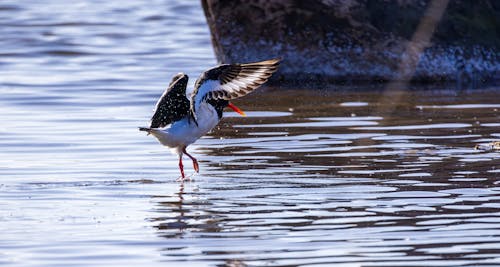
202,0,499,84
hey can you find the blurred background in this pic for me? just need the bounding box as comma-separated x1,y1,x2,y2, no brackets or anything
203,0,499,85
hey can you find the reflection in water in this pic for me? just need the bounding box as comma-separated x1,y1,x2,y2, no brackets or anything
151,183,188,238
151,183,224,240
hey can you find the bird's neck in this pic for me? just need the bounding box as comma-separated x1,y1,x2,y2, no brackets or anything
205,99,228,119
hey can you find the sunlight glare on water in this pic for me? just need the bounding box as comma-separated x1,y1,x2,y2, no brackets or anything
1,1,500,266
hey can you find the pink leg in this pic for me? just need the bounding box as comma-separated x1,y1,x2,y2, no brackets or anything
183,147,199,173
178,154,185,180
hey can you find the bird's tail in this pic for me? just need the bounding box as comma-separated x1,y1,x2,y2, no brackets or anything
139,127,151,135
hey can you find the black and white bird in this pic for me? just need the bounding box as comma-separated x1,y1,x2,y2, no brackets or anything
140,58,280,180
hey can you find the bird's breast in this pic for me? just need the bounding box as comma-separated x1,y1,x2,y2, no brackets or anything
194,102,220,134
149,102,220,149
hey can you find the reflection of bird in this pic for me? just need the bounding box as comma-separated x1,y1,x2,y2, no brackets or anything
140,59,280,180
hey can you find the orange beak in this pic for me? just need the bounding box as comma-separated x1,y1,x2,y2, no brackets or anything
228,102,246,116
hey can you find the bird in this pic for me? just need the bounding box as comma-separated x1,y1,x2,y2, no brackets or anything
140,58,280,180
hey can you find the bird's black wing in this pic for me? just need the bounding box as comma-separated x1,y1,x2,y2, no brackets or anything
149,73,190,128
190,58,280,117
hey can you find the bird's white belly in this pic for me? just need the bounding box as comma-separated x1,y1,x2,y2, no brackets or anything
150,103,220,149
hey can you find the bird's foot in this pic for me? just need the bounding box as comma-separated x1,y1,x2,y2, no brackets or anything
176,174,194,182
193,160,199,173
187,171,198,180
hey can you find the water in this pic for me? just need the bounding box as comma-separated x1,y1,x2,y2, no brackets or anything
1,1,500,266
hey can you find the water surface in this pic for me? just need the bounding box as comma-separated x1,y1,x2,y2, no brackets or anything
1,1,500,266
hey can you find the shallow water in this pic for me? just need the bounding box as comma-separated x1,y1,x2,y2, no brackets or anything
1,1,500,266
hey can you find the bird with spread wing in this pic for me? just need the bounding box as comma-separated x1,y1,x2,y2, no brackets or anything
140,58,280,180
